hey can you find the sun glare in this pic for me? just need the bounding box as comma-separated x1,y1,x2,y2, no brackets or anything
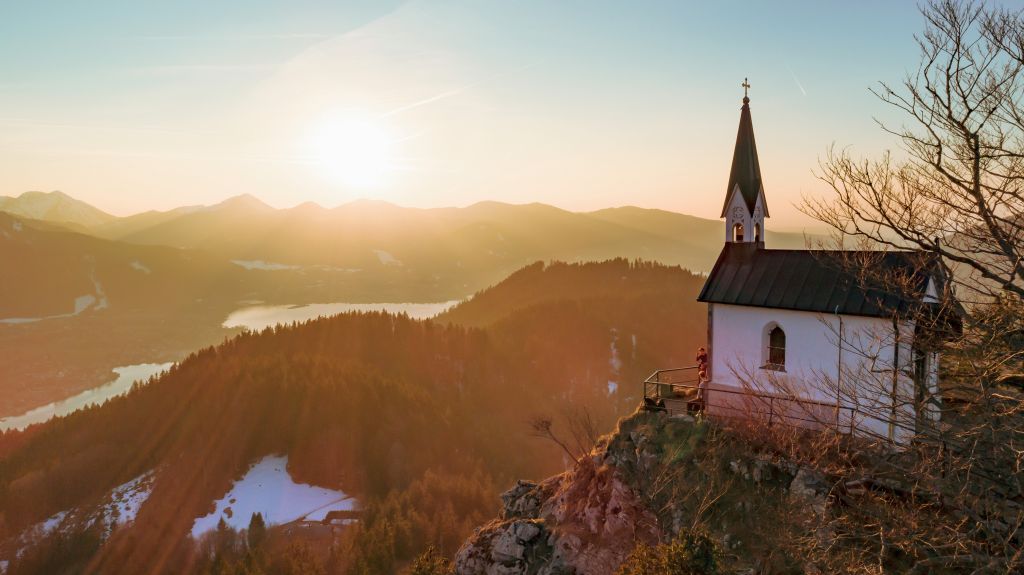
305,114,396,189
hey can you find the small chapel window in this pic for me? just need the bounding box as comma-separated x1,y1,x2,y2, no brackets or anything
767,326,786,369
754,223,761,242
732,222,744,242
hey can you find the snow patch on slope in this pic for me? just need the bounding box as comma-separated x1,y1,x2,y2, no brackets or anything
372,249,402,266
231,259,301,271
73,294,97,314
0,266,108,323
104,472,155,527
9,471,155,560
190,455,355,538
90,273,108,310
40,511,68,534
608,328,622,395
609,333,623,371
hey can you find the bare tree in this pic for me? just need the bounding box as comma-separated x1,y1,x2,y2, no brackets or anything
528,406,601,464
732,1,1024,572
807,1,1024,304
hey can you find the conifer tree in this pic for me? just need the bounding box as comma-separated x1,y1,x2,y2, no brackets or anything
246,512,266,550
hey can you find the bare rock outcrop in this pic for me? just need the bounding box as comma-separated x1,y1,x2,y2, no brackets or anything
455,421,662,575
455,410,836,575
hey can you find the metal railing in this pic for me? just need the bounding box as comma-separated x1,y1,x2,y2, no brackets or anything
642,367,859,435
642,366,702,393
642,366,706,415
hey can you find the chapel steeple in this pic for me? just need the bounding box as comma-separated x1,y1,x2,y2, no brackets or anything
722,79,768,246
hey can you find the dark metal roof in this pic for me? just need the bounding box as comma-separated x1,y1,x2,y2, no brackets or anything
697,243,942,318
720,96,768,218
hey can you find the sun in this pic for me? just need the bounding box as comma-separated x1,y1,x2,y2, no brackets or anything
305,114,396,189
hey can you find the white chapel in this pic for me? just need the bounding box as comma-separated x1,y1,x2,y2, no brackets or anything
649,85,959,444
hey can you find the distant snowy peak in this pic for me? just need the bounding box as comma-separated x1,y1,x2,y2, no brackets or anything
0,191,115,228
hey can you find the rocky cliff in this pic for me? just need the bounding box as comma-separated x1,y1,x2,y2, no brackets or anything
454,409,831,575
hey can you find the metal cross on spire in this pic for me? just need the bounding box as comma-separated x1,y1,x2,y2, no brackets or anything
741,77,751,98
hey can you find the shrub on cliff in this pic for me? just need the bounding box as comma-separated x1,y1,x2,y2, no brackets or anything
409,546,454,575
616,527,719,575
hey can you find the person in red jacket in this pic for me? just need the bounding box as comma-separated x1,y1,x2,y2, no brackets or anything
696,346,708,383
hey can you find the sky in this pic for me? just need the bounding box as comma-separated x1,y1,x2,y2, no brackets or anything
0,0,954,228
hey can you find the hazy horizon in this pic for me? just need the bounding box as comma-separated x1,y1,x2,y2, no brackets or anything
1,3,1019,573
1,1,925,228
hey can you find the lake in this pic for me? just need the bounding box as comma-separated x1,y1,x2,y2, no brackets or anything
0,362,174,432
1,302,460,431
222,301,460,331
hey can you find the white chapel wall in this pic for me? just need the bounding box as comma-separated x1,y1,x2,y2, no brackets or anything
708,303,919,442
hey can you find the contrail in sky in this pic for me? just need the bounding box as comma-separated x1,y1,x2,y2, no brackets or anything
786,64,807,96
380,85,476,118
380,62,539,119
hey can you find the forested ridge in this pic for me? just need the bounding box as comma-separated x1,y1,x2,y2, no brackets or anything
0,259,707,574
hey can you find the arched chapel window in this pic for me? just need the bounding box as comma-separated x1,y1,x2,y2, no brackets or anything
754,223,761,242
732,222,744,242
768,326,786,368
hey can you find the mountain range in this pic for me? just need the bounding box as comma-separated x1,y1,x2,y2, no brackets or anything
0,190,805,423
1,191,812,276
0,192,116,230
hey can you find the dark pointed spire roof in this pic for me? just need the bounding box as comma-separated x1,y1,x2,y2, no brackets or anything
720,92,768,217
